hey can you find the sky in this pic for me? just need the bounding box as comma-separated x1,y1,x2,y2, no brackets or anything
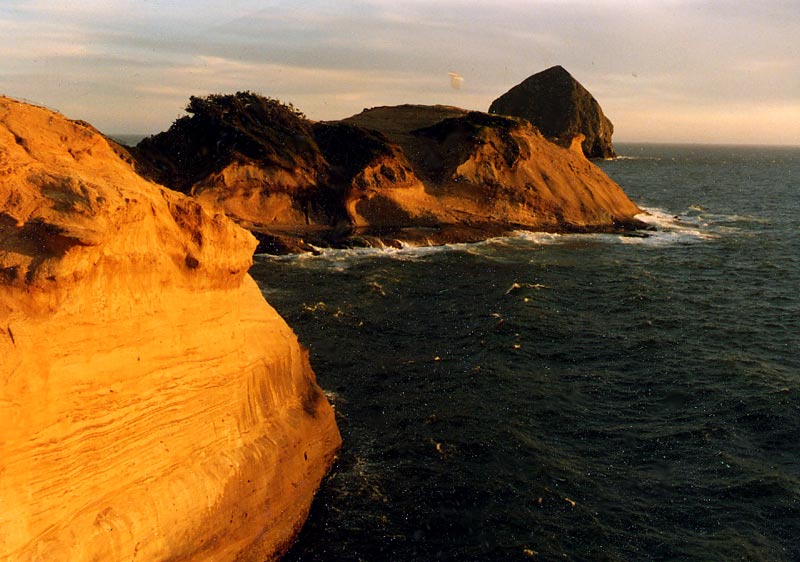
1,0,798,145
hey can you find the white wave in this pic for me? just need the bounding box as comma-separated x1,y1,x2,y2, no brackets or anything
503,207,721,248
255,204,733,263
613,155,662,161
625,207,718,245
505,282,549,294
506,231,564,244
256,239,472,267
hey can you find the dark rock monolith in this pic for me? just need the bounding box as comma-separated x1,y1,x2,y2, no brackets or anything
489,65,616,159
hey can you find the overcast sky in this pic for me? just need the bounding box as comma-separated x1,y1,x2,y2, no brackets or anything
1,0,798,145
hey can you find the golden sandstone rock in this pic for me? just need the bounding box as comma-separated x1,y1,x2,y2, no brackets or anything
0,96,341,561
133,94,643,253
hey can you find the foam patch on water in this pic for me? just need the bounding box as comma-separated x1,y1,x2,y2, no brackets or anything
701,212,771,225
499,207,722,248
255,204,739,264
620,203,773,246
614,155,663,161
617,207,719,246
257,239,468,268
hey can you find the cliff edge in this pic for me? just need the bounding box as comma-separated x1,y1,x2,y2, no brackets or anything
0,96,341,561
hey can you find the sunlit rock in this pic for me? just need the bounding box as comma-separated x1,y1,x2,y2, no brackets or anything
0,95,341,561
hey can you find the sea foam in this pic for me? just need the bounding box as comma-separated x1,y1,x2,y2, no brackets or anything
256,205,727,265
257,239,462,269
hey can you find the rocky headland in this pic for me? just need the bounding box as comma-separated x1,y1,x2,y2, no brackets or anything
132,90,642,253
0,96,341,561
489,65,617,159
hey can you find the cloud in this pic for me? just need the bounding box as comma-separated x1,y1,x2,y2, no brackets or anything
734,58,798,74
14,0,126,16
0,18,91,60
127,54,476,124
0,1,797,143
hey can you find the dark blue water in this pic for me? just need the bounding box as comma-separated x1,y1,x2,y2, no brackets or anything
250,144,800,561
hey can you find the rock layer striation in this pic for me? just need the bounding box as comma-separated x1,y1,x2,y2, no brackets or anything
0,96,341,561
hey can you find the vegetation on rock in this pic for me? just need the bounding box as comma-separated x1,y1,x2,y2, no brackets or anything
134,92,326,193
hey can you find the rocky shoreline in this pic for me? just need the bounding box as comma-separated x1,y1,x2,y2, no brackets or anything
2,65,644,561
247,218,651,255
129,86,643,255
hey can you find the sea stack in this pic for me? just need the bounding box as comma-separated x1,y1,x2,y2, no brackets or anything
0,96,341,561
489,65,617,159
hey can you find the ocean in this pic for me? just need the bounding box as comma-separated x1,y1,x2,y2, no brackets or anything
249,144,800,561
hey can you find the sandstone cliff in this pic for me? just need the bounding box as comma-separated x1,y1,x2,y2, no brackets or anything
133,93,335,230
0,96,341,561
132,93,641,252
343,105,638,231
131,93,434,252
489,65,617,159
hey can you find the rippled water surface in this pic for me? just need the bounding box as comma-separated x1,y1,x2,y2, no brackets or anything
250,144,800,561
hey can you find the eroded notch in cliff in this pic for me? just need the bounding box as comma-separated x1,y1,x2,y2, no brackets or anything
301,376,325,418
18,218,97,257
185,254,200,269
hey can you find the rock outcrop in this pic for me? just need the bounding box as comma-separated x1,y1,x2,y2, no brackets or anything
132,93,434,252
133,93,333,228
489,65,617,159
344,105,637,231
132,92,641,253
0,96,341,561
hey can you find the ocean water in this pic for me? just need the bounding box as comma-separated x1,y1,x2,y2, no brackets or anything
250,144,800,561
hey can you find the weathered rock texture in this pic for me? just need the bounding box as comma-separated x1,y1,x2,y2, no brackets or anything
132,93,431,252
342,104,638,232
132,93,641,252
134,93,335,230
0,96,341,561
489,65,617,159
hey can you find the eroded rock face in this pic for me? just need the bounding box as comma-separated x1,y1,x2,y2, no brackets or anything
489,65,617,159
133,93,640,252
344,105,639,230
0,96,341,561
132,94,433,251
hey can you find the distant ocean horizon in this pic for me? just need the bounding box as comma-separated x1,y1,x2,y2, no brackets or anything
109,132,800,151
241,143,800,561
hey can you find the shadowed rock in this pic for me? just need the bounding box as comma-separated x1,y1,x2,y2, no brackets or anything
489,65,617,159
